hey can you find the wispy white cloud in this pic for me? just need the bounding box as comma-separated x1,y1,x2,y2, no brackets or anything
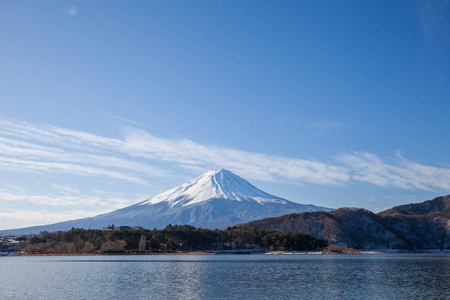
0,118,107,152
0,187,141,208
0,157,150,186
97,110,150,127
0,191,96,206
0,137,165,176
339,152,450,191
0,209,109,230
3,117,450,193
0,118,122,151
51,184,81,195
120,129,350,186
0,117,351,187
47,125,122,149
0,119,168,185
0,187,146,229
67,6,77,17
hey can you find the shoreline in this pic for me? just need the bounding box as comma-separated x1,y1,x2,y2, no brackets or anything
4,249,450,257
8,251,216,256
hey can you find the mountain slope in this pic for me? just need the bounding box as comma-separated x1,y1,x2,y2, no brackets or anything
239,197,450,250
141,169,289,206
379,195,450,217
0,169,330,235
239,208,414,249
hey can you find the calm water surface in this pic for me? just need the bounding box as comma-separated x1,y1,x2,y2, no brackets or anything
0,253,449,299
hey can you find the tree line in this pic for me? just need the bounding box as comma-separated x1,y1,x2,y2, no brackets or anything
26,224,327,254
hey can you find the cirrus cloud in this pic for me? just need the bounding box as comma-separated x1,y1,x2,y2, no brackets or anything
339,152,450,191
2,117,450,193
0,117,351,187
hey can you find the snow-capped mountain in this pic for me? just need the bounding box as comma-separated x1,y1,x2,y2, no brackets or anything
142,169,297,207
0,169,331,235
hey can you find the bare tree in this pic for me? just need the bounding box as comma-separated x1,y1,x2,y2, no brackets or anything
138,235,147,251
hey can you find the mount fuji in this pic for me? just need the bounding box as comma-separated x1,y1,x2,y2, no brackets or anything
0,169,331,235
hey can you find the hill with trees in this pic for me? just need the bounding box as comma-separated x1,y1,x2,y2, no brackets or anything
239,195,450,250
25,225,327,254
379,195,450,217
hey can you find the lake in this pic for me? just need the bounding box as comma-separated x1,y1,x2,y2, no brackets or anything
1,253,449,299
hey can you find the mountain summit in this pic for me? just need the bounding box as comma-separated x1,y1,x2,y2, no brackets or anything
0,169,331,235
141,169,289,207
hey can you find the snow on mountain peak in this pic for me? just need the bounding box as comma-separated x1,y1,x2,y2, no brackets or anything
141,169,286,207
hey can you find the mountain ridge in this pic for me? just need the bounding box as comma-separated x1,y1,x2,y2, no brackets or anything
379,195,450,217
238,195,450,250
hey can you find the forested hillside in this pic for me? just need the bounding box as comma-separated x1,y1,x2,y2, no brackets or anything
379,195,450,217
239,196,450,250
25,225,327,254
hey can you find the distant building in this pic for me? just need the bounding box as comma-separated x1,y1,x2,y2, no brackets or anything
103,225,143,230
104,225,116,230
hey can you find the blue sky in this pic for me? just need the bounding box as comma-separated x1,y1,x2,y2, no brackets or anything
1,1,450,230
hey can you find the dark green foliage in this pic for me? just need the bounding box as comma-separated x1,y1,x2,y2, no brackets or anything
25,225,326,254
29,236,47,244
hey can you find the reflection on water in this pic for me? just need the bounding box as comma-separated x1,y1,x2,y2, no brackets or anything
1,254,449,299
